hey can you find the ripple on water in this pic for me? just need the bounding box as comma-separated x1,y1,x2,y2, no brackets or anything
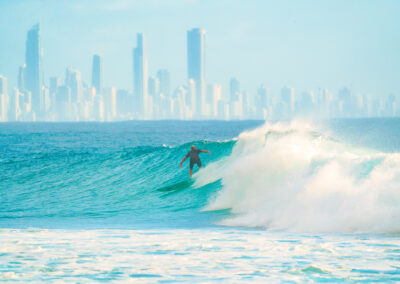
0,229,399,282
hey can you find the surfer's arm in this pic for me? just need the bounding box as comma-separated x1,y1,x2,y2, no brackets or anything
199,150,211,155
180,155,188,168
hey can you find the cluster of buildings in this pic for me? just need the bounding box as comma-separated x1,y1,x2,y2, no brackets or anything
0,24,398,122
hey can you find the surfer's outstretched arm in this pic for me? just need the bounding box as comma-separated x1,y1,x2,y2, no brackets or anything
199,150,211,155
180,156,188,168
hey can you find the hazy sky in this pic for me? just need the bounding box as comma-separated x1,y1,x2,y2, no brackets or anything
0,0,399,99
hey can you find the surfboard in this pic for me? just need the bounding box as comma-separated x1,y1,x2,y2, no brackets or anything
157,179,194,192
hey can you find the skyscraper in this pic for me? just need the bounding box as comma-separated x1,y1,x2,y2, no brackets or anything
66,67,82,103
257,85,268,107
148,76,159,97
25,23,43,116
49,77,61,98
18,65,26,91
207,83,222,118
103,87,117,120
338,87,355,117
156,69,170,98
187,28,206,118
9,88,23,122
229,77,240,103
0,75,8,121
0,75,7,95
55,86,70,121
91,55,103,95
133,33,148,118
281,86,295,117
256,85,268,118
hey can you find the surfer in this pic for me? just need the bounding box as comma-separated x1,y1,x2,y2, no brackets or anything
180,145,211,178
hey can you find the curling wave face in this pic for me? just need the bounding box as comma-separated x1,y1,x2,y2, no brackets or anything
0,137,234,228
203,121,400,233
1,120,400,233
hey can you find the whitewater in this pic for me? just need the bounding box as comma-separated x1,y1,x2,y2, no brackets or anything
202,120,400,233
1,119,400,282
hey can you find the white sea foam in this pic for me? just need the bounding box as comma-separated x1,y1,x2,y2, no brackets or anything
203,121,400,233
1,228,399,282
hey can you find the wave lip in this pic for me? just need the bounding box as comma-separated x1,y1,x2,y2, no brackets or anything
204,121,400,234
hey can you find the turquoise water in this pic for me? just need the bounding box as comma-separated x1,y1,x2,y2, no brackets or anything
1,119,400,282
0,121,259,229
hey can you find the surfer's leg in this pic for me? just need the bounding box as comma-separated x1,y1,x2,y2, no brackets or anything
189,160,194,178
197,160,202,169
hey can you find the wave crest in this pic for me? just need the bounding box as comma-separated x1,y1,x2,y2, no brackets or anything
204,121,400,233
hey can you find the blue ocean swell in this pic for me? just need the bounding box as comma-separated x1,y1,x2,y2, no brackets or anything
2,119,400,231
1,121,266,229
0,136,235,229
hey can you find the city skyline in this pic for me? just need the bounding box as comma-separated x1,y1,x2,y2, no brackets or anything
0,22,399,121
0,22,399,122
1,0,399,98
1,0,400,121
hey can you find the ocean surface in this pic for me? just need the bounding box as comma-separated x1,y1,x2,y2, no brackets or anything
1,119,400,282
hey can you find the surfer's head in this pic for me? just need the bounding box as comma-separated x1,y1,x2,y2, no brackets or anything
191,145,196,150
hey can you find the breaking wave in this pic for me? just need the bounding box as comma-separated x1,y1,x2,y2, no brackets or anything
204,121,400,233
2,120,400,233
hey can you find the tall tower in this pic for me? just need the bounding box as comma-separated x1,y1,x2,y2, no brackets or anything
18,65,26,91
66,67,82,103
91,54,103,95
229,77,240,103
133,33,148,118
25,23,43,116
0,75,7,95
187,28,206,118
281,86,295,117
0,75,8,121
257,85,268,108
156,69,170,98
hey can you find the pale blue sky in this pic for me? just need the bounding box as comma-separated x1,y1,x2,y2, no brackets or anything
0,0,399,99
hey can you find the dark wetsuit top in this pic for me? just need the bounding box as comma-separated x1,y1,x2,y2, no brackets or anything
186,149,202,169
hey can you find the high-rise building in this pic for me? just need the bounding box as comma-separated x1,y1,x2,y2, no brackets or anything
299,91,315,115
49,77,61,97
116,89,131,118
49,77,60,115
25,23,43,116
66,67,83,103
133,33,148,118
103,87,117,120
187,28,206,118
257,85,268,108
338,87,351,104
207,83,222,118
187,79,196,115
91,54,103,95
56,86,70,121
173,86,187,119
0,75,7,95
148,76,160,97
230,77,240,103
338,87,354,117
256,85,269,118
156,69,170,98
232,92,243,120
0,75,8,121
281,86,295,117
9,88,24,122
18,65,26,91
